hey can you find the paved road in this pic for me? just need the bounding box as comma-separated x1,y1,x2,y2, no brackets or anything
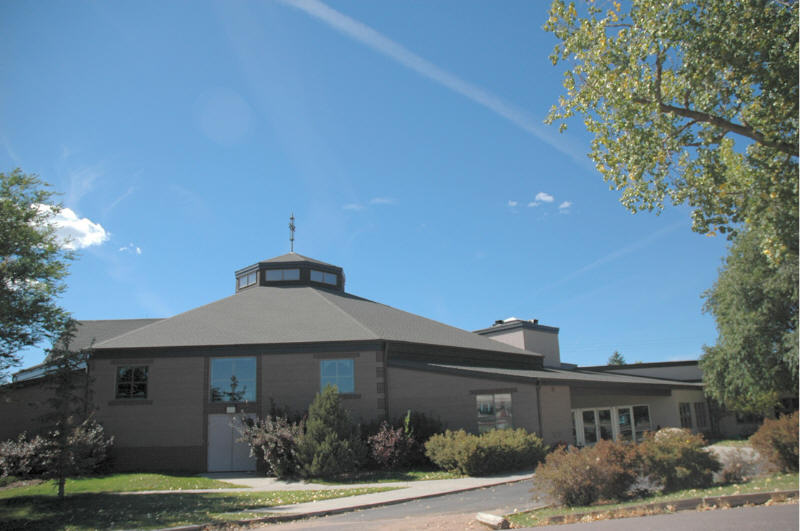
258,480,544,530
523,503,798,530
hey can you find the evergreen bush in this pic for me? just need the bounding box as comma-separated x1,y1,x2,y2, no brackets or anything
297,385,365,478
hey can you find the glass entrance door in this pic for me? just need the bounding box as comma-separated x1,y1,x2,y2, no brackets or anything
617,407,633,442
597,409,613,440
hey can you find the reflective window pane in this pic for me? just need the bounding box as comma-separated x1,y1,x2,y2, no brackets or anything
582,410,597,443
266,270,281,281
310,270,323,282
617,407,633,441
633,405,651,441
319,359,355,394
210,357,256,402
284,269,300,280
598,409,613,440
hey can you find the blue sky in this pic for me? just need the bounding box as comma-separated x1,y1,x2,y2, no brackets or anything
1,0,729,370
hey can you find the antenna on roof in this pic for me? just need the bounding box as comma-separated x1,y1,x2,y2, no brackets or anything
289,213,296,253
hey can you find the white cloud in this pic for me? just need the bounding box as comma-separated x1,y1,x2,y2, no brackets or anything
119,243,142,255
507,200,518,207
535,192,554,203
559,201,573,210
369,197,395,205
36,204,109,250
342,203,365,211
528,201,540,207
278,0,592,170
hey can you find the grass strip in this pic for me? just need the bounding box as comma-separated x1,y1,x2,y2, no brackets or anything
508,473,799,527
0,473,242,498
310,469,462,485
0,486,399,530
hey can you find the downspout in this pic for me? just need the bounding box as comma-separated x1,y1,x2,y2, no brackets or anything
536,380,544,438
383,341,390,420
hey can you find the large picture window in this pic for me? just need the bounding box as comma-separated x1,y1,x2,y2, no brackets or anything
476,393,513,433
210,357,256,402
320,359,354,393
265,269,300,281
116,366,148,399
310,269,337,285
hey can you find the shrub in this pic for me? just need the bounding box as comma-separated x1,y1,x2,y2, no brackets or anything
425,428,546,476
297,385,365,478
238,415,304,478
749,411,799,472
400,410,444,467
639,428,720,492
67,418,114,475
368,421,416,470
0,433,54,478
535,439,640,507
0,419,113,479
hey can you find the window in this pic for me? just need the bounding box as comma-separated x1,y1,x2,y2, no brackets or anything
320,359,354,393
265,268,300,281
210,357,256,402
116,366,148,399
238,271,257,289
571,404,652,446
679,402,693,428
476,393,513,433
310,269,337,285
633,405,652,441
693,402,708,429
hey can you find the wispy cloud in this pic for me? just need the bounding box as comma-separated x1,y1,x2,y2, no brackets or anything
36,205,109,250
535,192,554,203
65,164,104,207
507,200,518,207
528,201,540,207
558,201,572,213
119,243,142,255
278,0,591,169
536,222,685,293
342,202,365,211
369,197,395,205
104,185,136,216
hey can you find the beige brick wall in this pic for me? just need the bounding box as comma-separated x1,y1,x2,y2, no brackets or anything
387,367,552,439
93,357,205,448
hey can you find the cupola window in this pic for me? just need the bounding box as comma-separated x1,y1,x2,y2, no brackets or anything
238,271,257,289
265,268,300,281
310,269,337,285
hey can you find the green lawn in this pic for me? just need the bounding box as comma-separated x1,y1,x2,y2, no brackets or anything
709,439,753,448
310,468,462,485
0,473,242,499
0,486,399,530
508,473,799,528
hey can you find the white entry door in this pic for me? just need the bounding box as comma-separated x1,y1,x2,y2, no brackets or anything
207,414,256,472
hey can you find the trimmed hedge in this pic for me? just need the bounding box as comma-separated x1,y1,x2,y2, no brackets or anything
425,428,546,476
749,411,799,472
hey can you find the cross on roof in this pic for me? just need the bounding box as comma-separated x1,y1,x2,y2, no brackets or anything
289,213,296,252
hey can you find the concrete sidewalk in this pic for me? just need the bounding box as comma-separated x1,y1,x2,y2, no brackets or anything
242,471,534,516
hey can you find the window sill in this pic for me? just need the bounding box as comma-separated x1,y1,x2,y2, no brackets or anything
108,399,153,406
339,393,361,400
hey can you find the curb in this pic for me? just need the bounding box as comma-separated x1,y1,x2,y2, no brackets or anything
543,489,798,525
152,474,534,531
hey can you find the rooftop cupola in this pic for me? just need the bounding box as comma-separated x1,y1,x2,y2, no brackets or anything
234,253,345,292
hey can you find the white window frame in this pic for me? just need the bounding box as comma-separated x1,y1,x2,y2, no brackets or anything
571,404,652,446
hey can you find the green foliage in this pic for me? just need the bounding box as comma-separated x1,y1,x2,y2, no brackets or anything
701,230,798,413
0,433,54,478
749,411,799,473
638,428,720,492
0,169,74,378
544,1,798,262
237,414,304,478
297,385,365,478
535,439,641,507
425,428,546,476
608,351,626,365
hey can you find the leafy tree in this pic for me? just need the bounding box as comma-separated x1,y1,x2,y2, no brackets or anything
608,351,626,365
297,385,364,478
0,169,73,378
544,0,798,262
700,230,798,413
